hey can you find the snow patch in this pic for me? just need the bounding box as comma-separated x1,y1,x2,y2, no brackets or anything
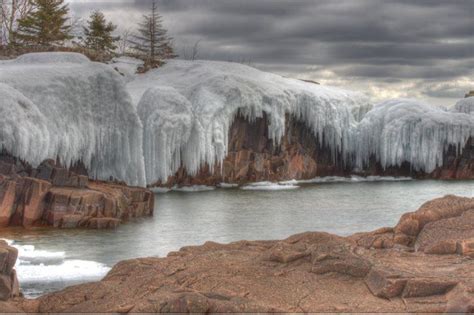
14,52,90,64
241,182,300,191
150,187,171,193
171,185,216,192
109,57,144,83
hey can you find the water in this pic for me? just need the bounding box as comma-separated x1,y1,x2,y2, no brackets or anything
1,179,472,298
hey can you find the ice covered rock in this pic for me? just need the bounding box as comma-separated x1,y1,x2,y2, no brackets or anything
131,60,473,185
453,97,474,115
355,99,474,174
137,86,193,183
0,53,146,186
131,60,370,184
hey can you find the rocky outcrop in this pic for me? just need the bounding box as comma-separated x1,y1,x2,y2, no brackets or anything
0,155,154,229
0,241,19,303
158,114,473,187
7,195,473,313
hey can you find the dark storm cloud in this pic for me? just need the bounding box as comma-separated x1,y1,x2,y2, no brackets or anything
68,0,474,102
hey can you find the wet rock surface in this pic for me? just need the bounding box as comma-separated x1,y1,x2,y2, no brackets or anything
0,155,154,229
5,195,473,312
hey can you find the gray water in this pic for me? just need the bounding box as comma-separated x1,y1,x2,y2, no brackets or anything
1,179,472,297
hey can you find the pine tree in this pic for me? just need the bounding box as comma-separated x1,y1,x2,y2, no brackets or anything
128,0,175,67
83,11,119,54
15,0,71,47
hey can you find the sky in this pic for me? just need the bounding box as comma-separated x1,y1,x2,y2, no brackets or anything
68,0,474,106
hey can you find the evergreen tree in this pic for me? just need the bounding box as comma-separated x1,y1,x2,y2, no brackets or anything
83,11,119,54
15,0,71,47
128,0,175,66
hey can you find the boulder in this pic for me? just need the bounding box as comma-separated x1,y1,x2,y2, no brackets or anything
0,177,16,227
365,268,408,298
0,241,19,301
456,239,474,258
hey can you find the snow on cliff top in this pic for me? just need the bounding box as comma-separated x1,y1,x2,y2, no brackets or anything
453,97,474,115
0,52,146,186
130,59,372,183
14,52,91,64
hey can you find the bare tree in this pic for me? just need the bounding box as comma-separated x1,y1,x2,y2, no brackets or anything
117,28,131,55
1,0,32,45
191,39,200,61
181,39,202,61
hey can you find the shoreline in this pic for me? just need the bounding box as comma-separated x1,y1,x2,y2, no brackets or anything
1,194,473,312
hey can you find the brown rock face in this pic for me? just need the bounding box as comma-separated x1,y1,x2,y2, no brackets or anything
157,114,473,187
0,155,154,229
8,195,473,313
0,241,19,302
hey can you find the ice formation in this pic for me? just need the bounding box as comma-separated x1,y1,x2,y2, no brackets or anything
171,185,216,192
279,176,413,185
130,60,473,185
132,60,371,184
1,53,472,187
0,53,146,186
453,97,474,115
355,99,474,173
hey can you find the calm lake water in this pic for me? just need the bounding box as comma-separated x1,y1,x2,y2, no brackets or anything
1,179,472,298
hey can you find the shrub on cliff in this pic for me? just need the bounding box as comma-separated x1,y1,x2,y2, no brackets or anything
82,11,119,58
128,0,176,71
14,0,72,47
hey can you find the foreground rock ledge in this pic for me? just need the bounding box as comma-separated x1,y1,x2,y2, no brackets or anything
4,195,474,313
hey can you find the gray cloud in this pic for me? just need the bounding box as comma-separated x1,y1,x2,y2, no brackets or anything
68,0,474,105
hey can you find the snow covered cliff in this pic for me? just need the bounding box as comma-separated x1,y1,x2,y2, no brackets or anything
0,53,146,186
130,60,372,183
128,60,473,184
0,53,472,186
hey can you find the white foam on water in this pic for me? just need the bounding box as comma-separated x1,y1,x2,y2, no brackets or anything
171,185,217,192
5,240,110,286
16,244,65,265
16,259,110,283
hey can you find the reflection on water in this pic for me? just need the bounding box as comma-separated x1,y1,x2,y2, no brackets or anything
1,179,473,297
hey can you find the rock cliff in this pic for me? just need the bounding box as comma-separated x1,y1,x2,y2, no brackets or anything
0,155,154,229
4,195,473,312
159,114,474,187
